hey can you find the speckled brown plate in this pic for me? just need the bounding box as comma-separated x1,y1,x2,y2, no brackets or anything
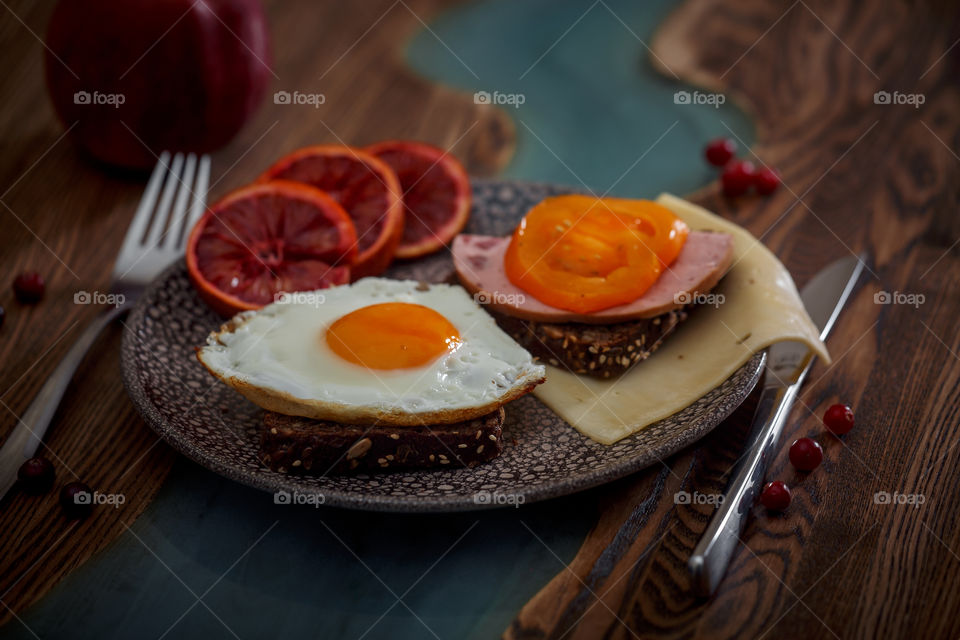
120,180,763,512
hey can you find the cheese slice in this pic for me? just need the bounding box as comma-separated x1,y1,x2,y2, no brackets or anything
533,193,829,445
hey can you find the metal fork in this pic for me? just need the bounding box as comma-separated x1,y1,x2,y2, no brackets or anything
0,151,210,500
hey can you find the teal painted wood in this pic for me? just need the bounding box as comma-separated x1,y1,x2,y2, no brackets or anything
1,1,752,638
4,461,591,640
407,0,752,194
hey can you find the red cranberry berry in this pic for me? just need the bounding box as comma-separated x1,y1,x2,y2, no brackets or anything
18,457,55,495
823,403,855,435
705,138,737,167
60,481,94,519
789,438,823,471
721,160,756,197
13,272,45,303
754,167,781,195
759,481,791,511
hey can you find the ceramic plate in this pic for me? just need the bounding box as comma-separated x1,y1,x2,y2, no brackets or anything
121,180,763,512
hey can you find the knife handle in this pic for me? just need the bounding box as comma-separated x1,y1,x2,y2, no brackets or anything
688,376,801,597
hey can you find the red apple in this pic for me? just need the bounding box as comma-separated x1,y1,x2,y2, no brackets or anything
45,0,272,169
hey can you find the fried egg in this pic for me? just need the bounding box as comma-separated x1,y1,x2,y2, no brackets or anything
197,278,546,426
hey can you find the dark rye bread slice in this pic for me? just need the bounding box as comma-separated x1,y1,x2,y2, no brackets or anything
491,307,688,379
259,407,505,474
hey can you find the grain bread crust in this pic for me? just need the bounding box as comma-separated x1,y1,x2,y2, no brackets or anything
491,308,688,378
260,407,505,474
196,314,545,426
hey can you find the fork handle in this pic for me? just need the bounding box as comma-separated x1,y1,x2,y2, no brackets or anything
15,303,131,458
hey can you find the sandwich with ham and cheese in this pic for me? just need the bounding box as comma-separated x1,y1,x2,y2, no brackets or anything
452,195,734,378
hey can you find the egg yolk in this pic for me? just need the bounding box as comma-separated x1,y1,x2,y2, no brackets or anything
504,195,689,314
325,302,461,370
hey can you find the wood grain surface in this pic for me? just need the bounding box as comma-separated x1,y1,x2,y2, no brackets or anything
507,0,960,638
0,0,510,625
2,0,959,637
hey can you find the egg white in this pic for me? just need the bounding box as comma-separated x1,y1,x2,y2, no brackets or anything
197,278,545,424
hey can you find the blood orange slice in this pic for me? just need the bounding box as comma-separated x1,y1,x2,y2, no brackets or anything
365,140,471,259
258,145,403,278
186,180,357,316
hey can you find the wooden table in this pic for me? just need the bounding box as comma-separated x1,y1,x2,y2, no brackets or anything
2,0,959,638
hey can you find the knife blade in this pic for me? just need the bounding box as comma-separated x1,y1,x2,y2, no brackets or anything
688,253,867,596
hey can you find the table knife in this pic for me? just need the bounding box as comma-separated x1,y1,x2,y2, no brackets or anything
688,253,867,596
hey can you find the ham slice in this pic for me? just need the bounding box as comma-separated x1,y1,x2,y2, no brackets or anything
452,231,735,324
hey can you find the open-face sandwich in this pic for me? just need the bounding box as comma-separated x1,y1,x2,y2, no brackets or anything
197,279,545,474
452,195,735,378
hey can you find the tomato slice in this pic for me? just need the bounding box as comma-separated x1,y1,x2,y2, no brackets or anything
503,195,689,314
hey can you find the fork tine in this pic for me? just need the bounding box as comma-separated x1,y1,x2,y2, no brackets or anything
181,154,211,246
119,151,171,258
166,153,197,249
144,152,184,248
